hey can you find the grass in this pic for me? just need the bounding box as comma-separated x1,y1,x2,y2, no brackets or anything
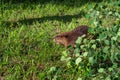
0,0,119,80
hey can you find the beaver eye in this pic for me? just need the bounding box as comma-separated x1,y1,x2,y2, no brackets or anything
65,35,68,38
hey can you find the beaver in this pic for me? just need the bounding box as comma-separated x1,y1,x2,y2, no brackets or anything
54,25,88,47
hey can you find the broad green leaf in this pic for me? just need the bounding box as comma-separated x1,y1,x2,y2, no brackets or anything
77,77,82,80
92,44,96,49
98,68,104,73
90,40,95,43
117,30,120,36
112,63,118,68
104,40,110,45
112,37,117,41
53,75,57,80
83,39,87,43
88,27,95,34
89,57,94,65
60,56,66,61
105,75,111,80
67,61,71,68
66,57,71,62
62,51,69,57
83,52,88,57
76,37,82,44
94,21,98,26
74,48,80,53
75,57,82,65
80,45,85,49
49,67,56,72
103,46,109,53
99,33,106,40
85,14,90,18
108,67,113,71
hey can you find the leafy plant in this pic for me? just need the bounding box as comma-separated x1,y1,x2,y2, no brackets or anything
49,1,120,80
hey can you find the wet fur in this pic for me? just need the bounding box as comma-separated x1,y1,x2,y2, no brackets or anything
54,25,88,47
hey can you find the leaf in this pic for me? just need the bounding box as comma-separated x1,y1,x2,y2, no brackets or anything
75,57,82,65
85,14,90,18
66,57,71,62
94,21,98,26
49,67,56,72
105,75,111,80
103,46,109,53
104,40,110,45
117,30,120,36
88,27,95,34
74,48,80,54
62,51,69,57
53,75,58,80
83,52,88,57
90,40,95,43
98,68,104,73
99,33,107,40
80,45,85,49
92,44,96,49
67,61,71,68
76,37,82,44
77,77,82,80
83,39,87,43
108,67,113,71
60,56,66,61
89,57,94,65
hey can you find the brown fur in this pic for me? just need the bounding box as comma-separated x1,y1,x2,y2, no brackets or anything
54,25,88,47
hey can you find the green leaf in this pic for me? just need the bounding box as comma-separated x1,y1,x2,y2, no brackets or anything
117,30,120,36
76,37,82,44
49,67,56,72
94,21,98,26
88,27,95,34
90,40,95,43
85,14,90,18
89,57,94,65
67,61,71,68
103,46,109,53
83,39,87,43
77,77,82,80
74,48,80,54
99,33,107,40
105,75,111,80
60,56,66,61
112,37,117,41
80,45,85,49
108,67,113,71
98,68,104,73
104,40,110,45
92,44,96,49
62,51,69,57
83,52,88,57
75,57,82,65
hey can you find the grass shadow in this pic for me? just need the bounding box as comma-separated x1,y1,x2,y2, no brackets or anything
2,12,85,27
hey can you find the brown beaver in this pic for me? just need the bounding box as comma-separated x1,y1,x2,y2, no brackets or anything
54,25,88,47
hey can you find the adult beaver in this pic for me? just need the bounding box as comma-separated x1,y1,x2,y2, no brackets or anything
54,25,88,47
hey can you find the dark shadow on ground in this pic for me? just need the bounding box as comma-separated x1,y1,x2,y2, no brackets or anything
2,12,85,27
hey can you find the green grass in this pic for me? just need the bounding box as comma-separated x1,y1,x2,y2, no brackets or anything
0,0,119,80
